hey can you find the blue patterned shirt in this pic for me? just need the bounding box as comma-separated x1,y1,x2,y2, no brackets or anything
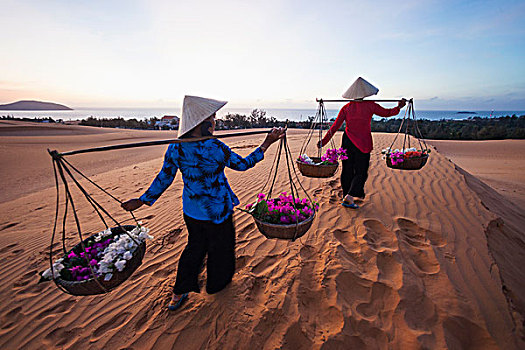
140,139,264,224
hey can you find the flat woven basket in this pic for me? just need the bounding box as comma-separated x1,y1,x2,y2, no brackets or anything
296,157,338,178
254,213,315,240
386,154,428,170
55,225,146,296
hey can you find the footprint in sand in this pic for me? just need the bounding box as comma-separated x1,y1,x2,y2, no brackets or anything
161,228,183,246
362,219,397,253
395,218,441,275
333,229,360,253
397,218,445,247
376,252,403,290
355,281,399,323
398,283,439,333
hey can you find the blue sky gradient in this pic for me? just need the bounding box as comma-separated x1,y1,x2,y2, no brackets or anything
1,0,524,109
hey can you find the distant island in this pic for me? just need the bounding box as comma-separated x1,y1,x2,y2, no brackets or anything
0,100,72,111
456,111,477,114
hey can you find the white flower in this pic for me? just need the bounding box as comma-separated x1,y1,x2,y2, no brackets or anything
42,268,53,279
42,262,65,280
104,273,113,281
115,260,127,272
123,251,132,260
299,154,315,165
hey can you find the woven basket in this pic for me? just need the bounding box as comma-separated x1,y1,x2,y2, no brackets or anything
55,225,146,296
254,213,315,240
297,157,338,178
386,154,428,170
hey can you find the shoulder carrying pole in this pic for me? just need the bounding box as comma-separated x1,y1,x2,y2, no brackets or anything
316,98,409,103
55,129,272,157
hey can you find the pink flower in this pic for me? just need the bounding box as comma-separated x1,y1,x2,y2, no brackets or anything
245,203,253,210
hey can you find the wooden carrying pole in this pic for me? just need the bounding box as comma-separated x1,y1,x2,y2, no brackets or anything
316,98,410,103
56,129,273,157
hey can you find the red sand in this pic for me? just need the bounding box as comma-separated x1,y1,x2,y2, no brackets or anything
0,122,524,349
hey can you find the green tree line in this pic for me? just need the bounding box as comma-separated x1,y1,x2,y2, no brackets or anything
4,112,524,140
369,115,525,140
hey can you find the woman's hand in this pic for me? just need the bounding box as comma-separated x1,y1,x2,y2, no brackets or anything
121,199,144,211
397,98,407,109
260,127,286,152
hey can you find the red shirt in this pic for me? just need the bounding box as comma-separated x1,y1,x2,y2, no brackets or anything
321,101,401,153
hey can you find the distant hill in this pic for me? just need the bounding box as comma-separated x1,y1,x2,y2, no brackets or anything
0,100,72,110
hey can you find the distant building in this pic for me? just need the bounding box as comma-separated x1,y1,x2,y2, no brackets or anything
155,115,179,129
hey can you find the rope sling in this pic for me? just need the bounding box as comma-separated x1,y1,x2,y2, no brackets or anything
43,130,273,295
384,99,430,170
246,130,317,241
296,100,339,178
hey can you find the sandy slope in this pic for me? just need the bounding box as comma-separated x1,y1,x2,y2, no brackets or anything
0,124,524,349
428,139,525,208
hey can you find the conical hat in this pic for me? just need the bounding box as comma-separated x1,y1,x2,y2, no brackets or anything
342,77,379,99
178,95,227,138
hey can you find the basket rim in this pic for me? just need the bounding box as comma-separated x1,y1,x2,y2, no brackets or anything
253,212,315,228
296,159,338,168
386,153,429,159
53,225,143,284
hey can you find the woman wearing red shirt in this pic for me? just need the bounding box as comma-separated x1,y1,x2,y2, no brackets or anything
318,78,406,209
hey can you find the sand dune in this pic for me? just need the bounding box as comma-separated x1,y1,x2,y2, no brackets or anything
428,139,525,208
0,123,524,349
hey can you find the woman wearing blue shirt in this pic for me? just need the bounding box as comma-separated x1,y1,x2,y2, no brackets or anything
122,96,284,310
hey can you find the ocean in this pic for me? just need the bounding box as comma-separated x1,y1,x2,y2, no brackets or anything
1,107,524,122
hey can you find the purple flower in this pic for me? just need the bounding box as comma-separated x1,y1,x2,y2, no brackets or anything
280,216,290,224
68,251,77,259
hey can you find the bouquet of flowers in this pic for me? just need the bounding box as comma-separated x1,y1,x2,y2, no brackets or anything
381,147,431,166
243,192,318,225
297,148,348,165
41,223,153,283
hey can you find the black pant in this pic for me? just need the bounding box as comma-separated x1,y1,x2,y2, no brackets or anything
173,214,235,295
341,132,370,198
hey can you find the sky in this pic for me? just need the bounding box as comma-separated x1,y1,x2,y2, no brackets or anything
1,0,524,110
